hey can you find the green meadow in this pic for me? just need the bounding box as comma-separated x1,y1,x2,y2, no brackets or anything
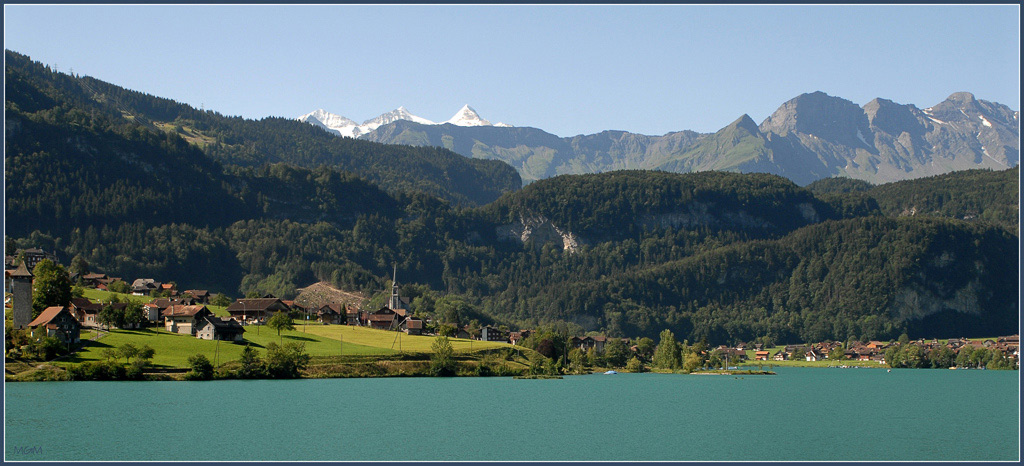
63,326,393,369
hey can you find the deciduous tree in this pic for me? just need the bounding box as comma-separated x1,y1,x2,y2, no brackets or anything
31,259,72,316
652,329,681,370
430,336,457,376
267,312,294,341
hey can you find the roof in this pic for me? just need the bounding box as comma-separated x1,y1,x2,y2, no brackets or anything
226,298,287,312
318,304,343,314
70,297,102,312
406,319,424,329
83,273,107,280
9,262,33,278
368,314,396,322
162,305,209,317
184,289,210,297
28,306,72,327
202,315,245,332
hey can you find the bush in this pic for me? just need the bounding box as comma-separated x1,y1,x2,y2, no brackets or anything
34,336,67,360
125,359,149,380
264,342,309,378
211,293,232,307
68,360,127,381
107,280,131,294
235,345,266,379
185,354,214,380
626,356,645,373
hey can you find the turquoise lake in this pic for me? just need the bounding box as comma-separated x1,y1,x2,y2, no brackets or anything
4,367,1019,462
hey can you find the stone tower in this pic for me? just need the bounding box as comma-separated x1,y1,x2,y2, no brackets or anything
10,262,34,329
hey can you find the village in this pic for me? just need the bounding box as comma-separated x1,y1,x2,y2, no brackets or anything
4,247,1021,372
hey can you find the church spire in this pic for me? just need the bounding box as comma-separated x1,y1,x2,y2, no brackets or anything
389,263,400,311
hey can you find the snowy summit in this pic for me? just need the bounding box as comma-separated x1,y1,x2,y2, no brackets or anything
444,105,491,126
297,105,510,138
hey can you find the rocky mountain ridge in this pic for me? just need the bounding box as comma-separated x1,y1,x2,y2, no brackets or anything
355,92,1018,185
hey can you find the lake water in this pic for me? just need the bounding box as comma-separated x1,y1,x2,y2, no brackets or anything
4,367,1019,461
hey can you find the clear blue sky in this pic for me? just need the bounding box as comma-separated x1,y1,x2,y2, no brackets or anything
4,5,1019,137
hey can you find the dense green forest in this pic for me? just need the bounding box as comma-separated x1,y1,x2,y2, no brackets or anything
4,50,520,206
5,50,1019,345
808,168,1019,232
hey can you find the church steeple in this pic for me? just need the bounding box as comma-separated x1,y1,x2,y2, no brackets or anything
389,263,400,311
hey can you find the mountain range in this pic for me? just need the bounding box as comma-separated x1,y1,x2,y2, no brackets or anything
298,105,511,138
302,92,1019,186
5,49,1019,343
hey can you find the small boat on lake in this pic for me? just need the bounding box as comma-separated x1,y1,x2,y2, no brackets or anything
604,370,618,375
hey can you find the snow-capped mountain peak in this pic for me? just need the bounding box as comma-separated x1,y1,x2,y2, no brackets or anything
445,104,492,126
362,107,436,129
298,109,357,133
298,104,507,137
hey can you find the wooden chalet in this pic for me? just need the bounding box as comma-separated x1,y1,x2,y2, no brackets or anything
27,306,82,344
721,347,747,361
226,298,290,324
69,297,102,328
162,305,213,335
81,273,108,287
94,277,123,291
131,278,162,296
367,307,399,330
402,317,424,335
159,283,178,296
347,307,364,326
754,350,770,361
183,290,210,304
455,326,473,339
15,248,56,271
317,304,346,325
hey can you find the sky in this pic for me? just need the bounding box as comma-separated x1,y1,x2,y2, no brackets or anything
3,4,1020,137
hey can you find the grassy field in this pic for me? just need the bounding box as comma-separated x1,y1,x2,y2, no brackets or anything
294,324,513,354
207,304,229,317
81,288,152,305
63,326,393,369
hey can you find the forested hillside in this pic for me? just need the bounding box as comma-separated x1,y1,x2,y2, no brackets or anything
4,50,521,206
808,168,1019,232
5,50,1018,346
